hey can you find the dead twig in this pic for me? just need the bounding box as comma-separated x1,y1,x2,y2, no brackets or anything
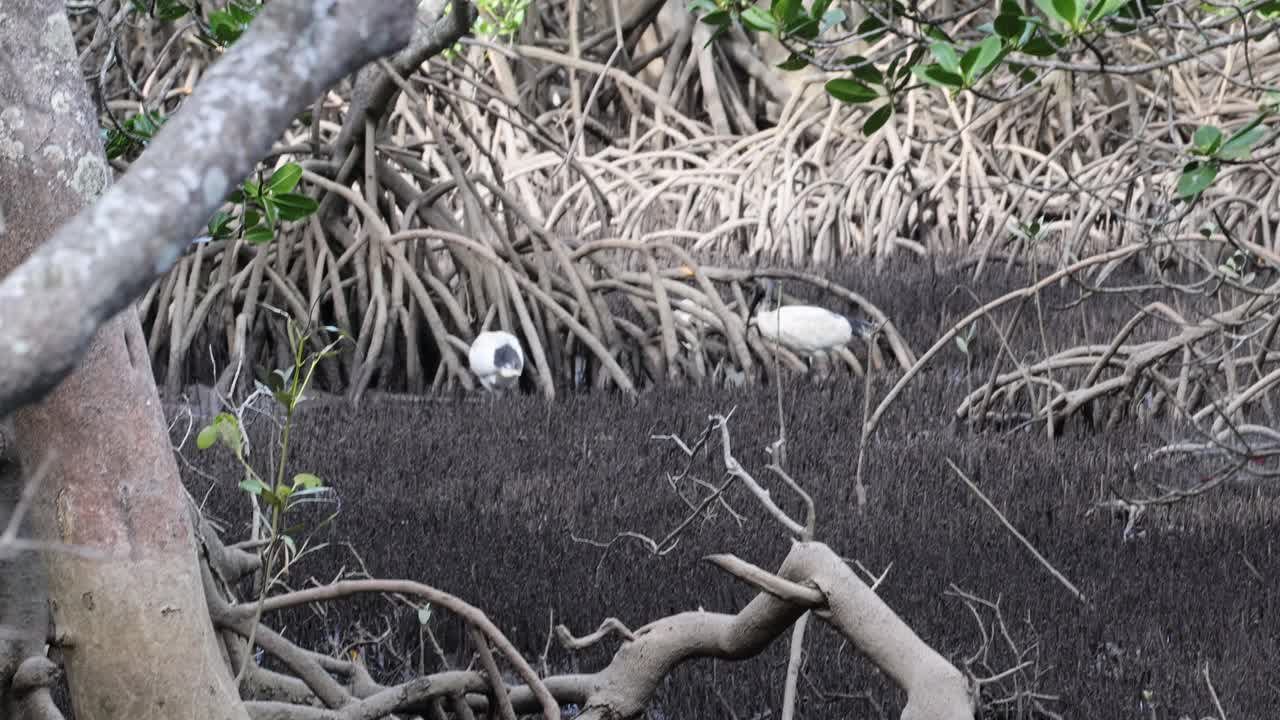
944,459,1086,604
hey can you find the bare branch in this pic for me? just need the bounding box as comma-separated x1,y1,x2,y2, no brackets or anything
944,460,1085,604
224,579,560,720
704,554,826,607
572,542,972,720
555,618,637,650
710,414,807,538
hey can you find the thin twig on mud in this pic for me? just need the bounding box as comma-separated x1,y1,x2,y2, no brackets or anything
944,459,1085,604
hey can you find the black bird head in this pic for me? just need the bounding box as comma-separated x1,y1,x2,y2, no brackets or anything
848,317,876,339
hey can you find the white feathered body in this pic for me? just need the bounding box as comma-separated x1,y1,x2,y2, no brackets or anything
469,331,525,390
750,306,855,355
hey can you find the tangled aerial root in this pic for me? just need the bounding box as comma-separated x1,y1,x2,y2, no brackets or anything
76,1,1280,423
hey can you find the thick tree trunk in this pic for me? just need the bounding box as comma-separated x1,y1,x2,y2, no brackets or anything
0,4,248,719
0,424,53,720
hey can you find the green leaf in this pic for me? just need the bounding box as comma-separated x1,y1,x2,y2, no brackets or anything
840,55,882,85
210,414,239,453
969,35,1005,80
687,0,717,13
239,477,269,497
1177,161,1218,199
811,0,833,18
1192,125,1223,155
197,425,218,450
205,4,254,46
994,13,1025,38
901,46,928,78
1219,126,1266,160
785,16,819,39
955,334,970,354
239,209,260,230
1087,0,1129,23
227,2,253,23
925,25,953,42
856,16,885,42
959,45,982,80
911,64,965,89
292,472,323,490
245,226,275,245
132,111,164,136
266,163,303,195
207,211,234,240
825,78,879,103
262,199,280,227
863,104,894,135
853,62,884,86
700,9,731,26
260,490,284,511
271,366,293,392
156,0,189,21
135,0,191,21
930,42,961,74
1020,35,1059,56
1056,0,1081,24
272,193,320,221
101,111,167,159
1018,19,1039,46
1034,0,1069,24
771,0,801,24
886,56,902,84
741,6,780,32
777,53,809,71
1223,114,1266,143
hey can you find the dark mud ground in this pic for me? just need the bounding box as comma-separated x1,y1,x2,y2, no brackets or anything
175,257,1280,719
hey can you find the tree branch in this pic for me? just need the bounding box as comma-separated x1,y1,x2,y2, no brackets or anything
566,542,974,720
0,0,417,417
332,0,477,157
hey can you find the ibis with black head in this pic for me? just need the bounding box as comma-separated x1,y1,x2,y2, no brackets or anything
747,278,875,357
468,330,525,391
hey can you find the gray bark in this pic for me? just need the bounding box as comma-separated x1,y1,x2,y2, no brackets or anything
0,0,418,418
333,0,477,157
0,413,52,719
0,1,416,718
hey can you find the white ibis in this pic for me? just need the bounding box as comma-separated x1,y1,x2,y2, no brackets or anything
748,278,875,357
468,331,524,391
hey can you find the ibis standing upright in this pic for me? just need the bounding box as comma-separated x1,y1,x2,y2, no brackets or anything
747,278,875,359
468,330,525,391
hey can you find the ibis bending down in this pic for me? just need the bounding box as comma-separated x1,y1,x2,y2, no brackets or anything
748,279,875,357
468,331,524,391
